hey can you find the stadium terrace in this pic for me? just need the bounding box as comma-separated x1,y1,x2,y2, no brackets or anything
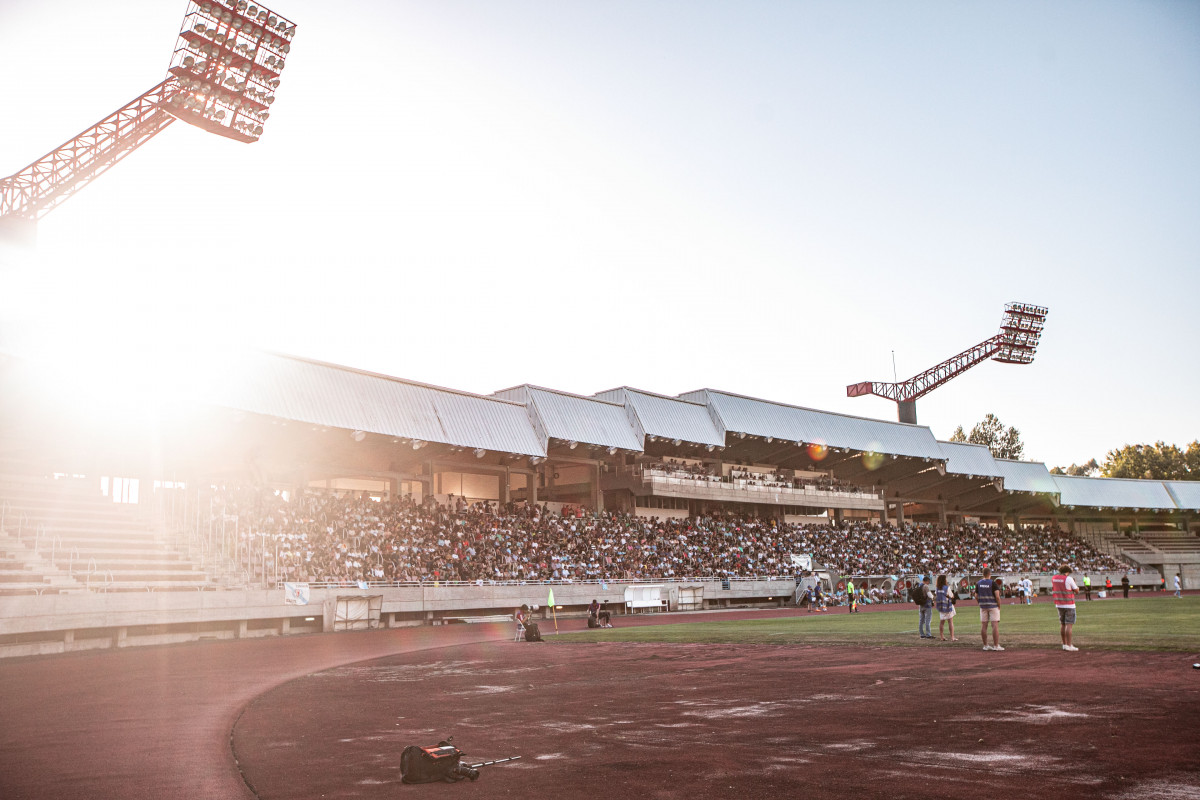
0,348,1196,657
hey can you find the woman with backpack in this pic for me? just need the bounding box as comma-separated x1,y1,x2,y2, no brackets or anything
936,574,958,641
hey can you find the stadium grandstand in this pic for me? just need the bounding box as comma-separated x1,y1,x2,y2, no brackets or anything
0,348,1196,658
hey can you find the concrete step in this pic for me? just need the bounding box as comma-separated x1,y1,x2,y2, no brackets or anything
81,580,214,592
78,571,207,582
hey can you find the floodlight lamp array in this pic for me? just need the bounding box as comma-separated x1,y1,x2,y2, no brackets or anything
164,0,296,143
993,302,1049,365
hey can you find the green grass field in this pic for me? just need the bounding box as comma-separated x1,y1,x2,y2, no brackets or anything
555,596,1200,652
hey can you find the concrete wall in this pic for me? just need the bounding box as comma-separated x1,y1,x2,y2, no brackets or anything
0,569,1170,660
0,578,800,659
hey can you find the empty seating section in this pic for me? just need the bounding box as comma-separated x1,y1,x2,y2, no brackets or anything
0,475,211,594
1137,531,1200,553
1096,530,1200,560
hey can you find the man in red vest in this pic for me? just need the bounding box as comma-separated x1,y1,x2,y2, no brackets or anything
1052,565,1080,651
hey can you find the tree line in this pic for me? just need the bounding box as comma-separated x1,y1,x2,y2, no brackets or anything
949,414,1197,481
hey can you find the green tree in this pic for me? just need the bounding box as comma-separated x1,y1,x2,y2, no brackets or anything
1187,441,1200,476
1050,458,1099,477
949,413,1025,460
1102,441,1197,480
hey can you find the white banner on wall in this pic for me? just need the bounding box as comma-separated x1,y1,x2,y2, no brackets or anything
790,554,812,571
284,582,310,605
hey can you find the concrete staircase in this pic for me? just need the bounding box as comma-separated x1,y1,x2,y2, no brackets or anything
0,473,214,593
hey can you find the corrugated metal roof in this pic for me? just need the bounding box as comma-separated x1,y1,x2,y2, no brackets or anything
1164,481,1200,511
1054,474,1178,510
492,385,644,452
679,389,945,460
595,387,725,447
202,351,546,456
938,441,1003,478
993,459,1059,495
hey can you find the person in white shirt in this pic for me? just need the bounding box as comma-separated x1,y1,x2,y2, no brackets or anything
1051,565,1080,651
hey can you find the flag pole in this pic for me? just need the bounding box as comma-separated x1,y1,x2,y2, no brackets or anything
548,588,558,633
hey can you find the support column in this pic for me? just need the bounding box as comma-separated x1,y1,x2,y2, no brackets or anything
592,463,602,510
896,502,906,526
833,508,844,525
280,617,290,636
938,503,947,526
529,471,538,505
501,468,511,505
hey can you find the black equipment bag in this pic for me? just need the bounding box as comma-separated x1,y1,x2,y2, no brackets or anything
587,615,599,629
401,742,465,784
524,622,543,642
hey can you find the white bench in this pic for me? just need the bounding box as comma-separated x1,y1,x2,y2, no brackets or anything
625,599,667,613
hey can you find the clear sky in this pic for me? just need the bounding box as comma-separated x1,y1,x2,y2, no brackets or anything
1,0,1197,469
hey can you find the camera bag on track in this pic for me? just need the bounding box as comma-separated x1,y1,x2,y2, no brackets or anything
401,742,469,784
524,622,543,642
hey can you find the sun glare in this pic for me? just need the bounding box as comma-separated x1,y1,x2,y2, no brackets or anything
3,251,235,429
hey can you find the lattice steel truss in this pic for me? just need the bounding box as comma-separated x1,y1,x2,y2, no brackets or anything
0,0,295,225
0,80,179,221
847,302,1048,423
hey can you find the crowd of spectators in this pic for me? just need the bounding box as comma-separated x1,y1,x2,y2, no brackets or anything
209,486,1130,587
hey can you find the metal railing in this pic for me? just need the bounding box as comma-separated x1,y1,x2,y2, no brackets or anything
289,574,803,591
634,467,883,501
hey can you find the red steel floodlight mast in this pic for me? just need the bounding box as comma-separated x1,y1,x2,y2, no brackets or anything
0,0,296,238
847,302,1049,424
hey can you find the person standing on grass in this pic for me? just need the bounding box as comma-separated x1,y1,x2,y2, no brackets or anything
1018,576,1032,605
1083,574,1092,601
1051,565,1080,651
936,574,957,641
975,568,1004,651
917,575,935,639
1175,574,1182,598
847,578,857,612
1121,574,1130,599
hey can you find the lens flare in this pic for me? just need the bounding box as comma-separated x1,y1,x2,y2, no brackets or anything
861,441,885,471
807,440,828,461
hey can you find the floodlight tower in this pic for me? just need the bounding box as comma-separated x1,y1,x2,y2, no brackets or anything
847,302,1049,424
0,0,296,242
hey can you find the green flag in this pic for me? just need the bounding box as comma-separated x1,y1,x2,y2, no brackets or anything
547,588,556,608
